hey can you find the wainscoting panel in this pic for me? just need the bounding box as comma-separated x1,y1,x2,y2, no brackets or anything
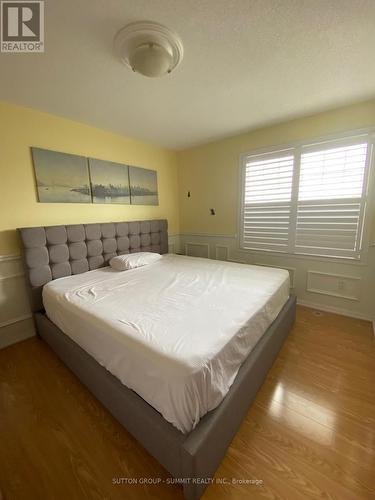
215,245,229,261
0,318,35,349
307,271,361,301
168,234,181,255
0,255,35,348
185,242,210,258
179,233,375,321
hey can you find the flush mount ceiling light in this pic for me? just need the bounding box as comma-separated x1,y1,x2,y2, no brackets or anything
114,21,183,78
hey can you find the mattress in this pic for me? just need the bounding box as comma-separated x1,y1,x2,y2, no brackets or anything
42,254,289,433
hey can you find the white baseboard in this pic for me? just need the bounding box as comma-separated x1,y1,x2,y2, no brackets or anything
0,317,35,349
297,299,373,322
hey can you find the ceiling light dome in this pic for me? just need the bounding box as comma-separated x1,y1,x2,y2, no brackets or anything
114,21,183,78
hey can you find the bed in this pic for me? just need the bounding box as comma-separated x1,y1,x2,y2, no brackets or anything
19,219,296,500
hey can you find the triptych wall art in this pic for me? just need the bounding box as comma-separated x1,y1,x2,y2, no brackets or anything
31,147,159,206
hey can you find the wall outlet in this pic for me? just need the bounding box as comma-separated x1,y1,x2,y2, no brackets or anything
338,280,346,291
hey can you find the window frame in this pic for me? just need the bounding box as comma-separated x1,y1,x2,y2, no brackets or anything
238,128,375,263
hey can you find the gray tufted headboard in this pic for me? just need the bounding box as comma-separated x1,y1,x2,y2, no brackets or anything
18,219,168,312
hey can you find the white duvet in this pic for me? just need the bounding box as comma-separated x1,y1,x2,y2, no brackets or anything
43,254,289,433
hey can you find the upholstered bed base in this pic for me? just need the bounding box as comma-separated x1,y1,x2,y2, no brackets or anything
34,295,296,500
18,219,296,499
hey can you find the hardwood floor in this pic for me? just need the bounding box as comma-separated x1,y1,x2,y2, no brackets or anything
0,306,374,500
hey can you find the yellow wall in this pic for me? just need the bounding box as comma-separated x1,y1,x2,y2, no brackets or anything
0,101,179,255
2,98,375,257
177,99,375,238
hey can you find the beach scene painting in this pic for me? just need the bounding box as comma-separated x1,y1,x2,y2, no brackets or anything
129,166,159,205
89,158,130,204
32,148,91,203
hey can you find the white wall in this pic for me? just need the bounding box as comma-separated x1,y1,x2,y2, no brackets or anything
176,234,375,322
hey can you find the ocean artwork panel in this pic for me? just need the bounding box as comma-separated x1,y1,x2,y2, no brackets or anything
89,158,130,204
32,148,91,203
129,166,159,206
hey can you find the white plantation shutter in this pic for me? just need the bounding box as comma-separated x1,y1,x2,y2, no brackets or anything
241,151,294,252
240,132,373,259
295,142,368,258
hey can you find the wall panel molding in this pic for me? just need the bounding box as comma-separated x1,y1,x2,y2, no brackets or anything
215,245,229,261
0,254,34,348
168,234,181,254
178,233,373,320
0,317,35,349
185,242,210,258
307,271,361,301
1,232,373,349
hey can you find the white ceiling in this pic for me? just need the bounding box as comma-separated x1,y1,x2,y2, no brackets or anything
1,0,375,150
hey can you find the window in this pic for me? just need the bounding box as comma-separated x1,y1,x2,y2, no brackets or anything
240,132,373,259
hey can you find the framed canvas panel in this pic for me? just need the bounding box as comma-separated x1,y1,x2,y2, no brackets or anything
129,166,159,206
89,158,130,204
32,148,91,203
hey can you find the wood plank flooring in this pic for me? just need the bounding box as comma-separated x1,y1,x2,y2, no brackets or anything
0,306,374,499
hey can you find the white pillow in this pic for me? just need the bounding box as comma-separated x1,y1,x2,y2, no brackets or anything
109,252,162,271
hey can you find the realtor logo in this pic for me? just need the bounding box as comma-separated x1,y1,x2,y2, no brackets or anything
1,0,44,52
